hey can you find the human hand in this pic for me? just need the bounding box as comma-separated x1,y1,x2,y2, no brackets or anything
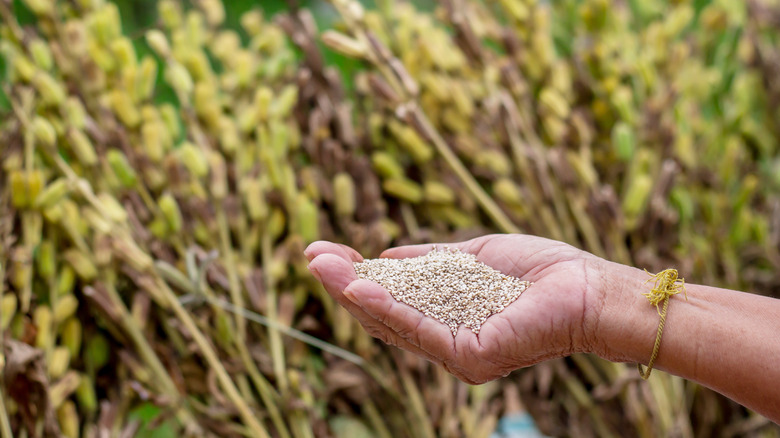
304,234,607,384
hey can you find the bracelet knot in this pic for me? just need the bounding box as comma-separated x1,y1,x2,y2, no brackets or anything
637,268,687,380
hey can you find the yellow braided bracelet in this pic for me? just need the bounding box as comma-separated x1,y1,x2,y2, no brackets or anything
637,269,687,380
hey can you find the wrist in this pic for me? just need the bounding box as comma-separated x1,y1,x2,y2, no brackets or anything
581,258,658,363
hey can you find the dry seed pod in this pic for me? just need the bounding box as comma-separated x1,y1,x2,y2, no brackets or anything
110,89,141,127
159,0,182,29
0,294,17,330
32,116,57,148
232,50,255,88
75,373,98,414
299,167,322,202
165,61,194,103
539,88,570,120
22,0,53,15
322,31,367,58
54,294,79,324
64,97,87,129
194,82,221,128
63,249,98,281
270,118,291,155
57,266,76,297
183,50,214,82
430,204,475,228
81,207,112,234
32,72,67,106
30,38,53,71
9,248,31,295
217,116,240,155
141,121,165,162
270,85,299,119
238,104,259,134
382,178,423,203
10,171,29,208
207,151,227,200
333,172,357,217
210,30,241,61
611,86,635,122
420,72,450,101
423,180,456,204
60,317,82,358
267,208,287,240
48,346,72,379
493,178,524,206
254,86,273,122
475,150,512,177
84,332,111,374
34,178,70,210
9,51,37,82
106,149,138,188
244,178,269,221
177,142,209,178
388,120,433,163
89,3,122,44
57,400,79,438
67,128,98,166
27,170,44,202
159,193,183,233
622,173,653,227
611,121,635,162
110,37,136,70
61,198,89,239
34,305,53,349
148,218,169,239
146,29,171,58
160,103,181,140
136,56,158,101
296,194,320,243
37,240,57,278
441,107,471,134
87,38,116,73
450,83,474,118
199,0,225,27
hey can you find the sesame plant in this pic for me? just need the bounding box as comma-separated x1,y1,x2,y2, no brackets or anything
1,0,779,436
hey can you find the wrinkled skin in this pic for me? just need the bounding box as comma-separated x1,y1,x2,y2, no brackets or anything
305,234,605,384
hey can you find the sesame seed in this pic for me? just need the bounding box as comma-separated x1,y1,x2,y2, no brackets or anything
353,246,531,336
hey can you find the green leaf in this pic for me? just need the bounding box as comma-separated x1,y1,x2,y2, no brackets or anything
128,402,178,438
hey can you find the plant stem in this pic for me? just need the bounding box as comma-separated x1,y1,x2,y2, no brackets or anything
406,104,521,234
261,230,289,395
157,260,292,438
154,279,270,438
101,279,201,433
328,0,521,235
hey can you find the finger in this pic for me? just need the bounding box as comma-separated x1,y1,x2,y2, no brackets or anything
304,241,363,263
380,242,467,259
343,279,456,362
307,253,359,306
379,235,504,259
307,254,439,362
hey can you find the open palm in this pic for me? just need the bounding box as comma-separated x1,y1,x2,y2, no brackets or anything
305,234,603,384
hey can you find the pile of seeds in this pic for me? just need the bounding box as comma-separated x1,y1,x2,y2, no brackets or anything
353,247,531,335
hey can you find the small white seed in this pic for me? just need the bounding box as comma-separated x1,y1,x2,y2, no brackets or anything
354,247,531,336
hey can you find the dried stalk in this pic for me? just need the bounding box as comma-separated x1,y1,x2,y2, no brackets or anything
154,279,270,438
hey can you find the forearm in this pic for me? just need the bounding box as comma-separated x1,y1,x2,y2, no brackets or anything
592,261,780,423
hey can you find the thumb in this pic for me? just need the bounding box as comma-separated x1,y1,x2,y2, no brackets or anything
343,279,456,362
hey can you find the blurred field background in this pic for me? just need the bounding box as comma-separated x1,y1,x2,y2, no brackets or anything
1,0,779,437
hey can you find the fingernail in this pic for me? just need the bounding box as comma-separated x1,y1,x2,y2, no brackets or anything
342,286,359,305
308,266,321,282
